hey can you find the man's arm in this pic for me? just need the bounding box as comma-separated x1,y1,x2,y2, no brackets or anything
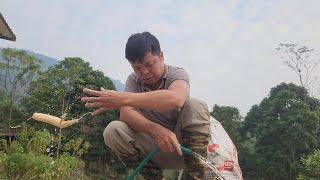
119,106,155,133
82,80,189,112
126,80,189,110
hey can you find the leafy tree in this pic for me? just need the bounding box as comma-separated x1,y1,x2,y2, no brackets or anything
24,57,114,117
0,48,42,142
244,83,319,179
23,57,125,177
210,105,243,144
276,44,320,142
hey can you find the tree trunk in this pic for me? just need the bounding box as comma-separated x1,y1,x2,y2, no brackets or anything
8,100,13,144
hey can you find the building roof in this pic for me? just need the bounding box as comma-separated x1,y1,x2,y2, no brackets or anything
0,13,16,41
0,123,21,136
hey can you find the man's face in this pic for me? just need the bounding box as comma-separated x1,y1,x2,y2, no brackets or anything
130,51,165,85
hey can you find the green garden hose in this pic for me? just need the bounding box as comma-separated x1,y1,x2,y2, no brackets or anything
125,146,193,180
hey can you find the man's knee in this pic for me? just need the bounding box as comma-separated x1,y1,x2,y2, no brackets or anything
103,120,128,149
182,97,210,123
183,97,209,115
179,97,210,134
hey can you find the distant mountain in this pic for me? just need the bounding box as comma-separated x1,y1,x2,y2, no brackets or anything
0,48,59,71
23,49,59,70
111,79,125,92
0,48,125,91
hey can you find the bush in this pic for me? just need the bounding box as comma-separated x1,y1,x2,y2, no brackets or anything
0,127,87,179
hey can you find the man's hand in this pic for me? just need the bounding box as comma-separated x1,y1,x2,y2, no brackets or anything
150,123,183,156
81,87,127,116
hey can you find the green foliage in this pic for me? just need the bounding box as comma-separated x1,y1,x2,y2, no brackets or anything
23,56,115,128
0,92,25,124
0,48,42,128
210,105,243,144
23,57,124,176
0,127,86,179
2,150,85,179
63,137,91,158
300,149,320,178
24,57,115,117
0,48,42,92
242,83,320,179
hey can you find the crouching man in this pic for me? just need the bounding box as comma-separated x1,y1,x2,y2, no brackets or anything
82,32,210,180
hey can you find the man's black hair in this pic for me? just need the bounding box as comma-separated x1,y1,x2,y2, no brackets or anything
125,32,161,63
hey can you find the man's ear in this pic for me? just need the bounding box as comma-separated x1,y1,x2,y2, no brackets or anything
160,51,164,62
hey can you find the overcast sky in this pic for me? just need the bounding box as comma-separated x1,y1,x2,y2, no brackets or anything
1,0,319,116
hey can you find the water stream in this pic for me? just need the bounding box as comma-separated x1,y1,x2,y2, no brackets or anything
192,151,225,180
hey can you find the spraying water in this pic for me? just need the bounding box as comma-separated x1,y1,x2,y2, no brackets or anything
126,146,225,180
192,151,225,180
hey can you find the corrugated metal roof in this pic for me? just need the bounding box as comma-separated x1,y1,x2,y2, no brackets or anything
0,13,16,41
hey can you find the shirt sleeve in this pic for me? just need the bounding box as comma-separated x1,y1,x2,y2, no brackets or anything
124,73,139,93
166,67,190,88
